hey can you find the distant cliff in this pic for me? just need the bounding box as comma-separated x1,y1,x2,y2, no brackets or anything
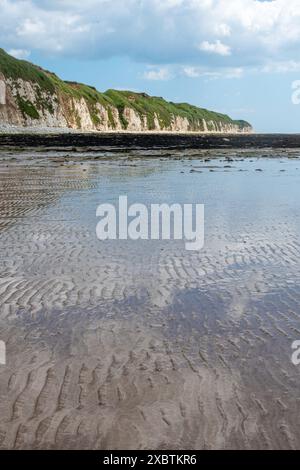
0,48,252,133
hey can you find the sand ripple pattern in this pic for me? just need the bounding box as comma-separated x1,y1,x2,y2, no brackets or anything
1,150,300,449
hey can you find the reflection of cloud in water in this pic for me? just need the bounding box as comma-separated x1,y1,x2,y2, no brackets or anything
1,150,300,448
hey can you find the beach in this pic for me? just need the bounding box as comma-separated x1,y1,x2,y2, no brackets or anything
0,145,300,449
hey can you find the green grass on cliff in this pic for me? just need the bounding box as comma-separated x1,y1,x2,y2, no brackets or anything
103,90,244,131
0,48,55,93
17,96,40,120
0,48,251,130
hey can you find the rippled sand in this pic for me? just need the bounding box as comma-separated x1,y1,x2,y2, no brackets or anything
1,148,300,449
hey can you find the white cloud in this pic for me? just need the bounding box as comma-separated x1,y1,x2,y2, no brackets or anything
224,67,244,79
182,66,243,80
261,61,300,74
215,23,231,37
182,66,201,78
0,0,300,74
8,49,31,59
17,18,45,36
143,67,172,81
199,39,231,56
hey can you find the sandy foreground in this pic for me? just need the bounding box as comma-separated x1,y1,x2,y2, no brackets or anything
0,148,300,449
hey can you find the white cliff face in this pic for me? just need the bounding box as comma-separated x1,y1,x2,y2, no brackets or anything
0,79,5,105
0,75,68,128
94,103,112,131
72,98,94,131
171,116,190,132
0,76,252,133
123,107,146,131
0,74,21,125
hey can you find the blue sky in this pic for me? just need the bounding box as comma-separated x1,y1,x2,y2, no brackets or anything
1,0,300,133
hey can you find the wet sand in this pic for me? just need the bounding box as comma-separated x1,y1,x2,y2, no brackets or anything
1,148,300,449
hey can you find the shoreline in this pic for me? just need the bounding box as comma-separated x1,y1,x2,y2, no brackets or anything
0,126,255,137
0,125,253,136
1,131,300,150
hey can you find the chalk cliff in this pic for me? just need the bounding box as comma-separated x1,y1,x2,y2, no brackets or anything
0,48,252,133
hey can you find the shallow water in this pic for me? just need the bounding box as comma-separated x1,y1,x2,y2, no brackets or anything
1,149,300,449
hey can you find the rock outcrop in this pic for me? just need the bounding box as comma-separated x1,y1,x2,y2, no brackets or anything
0,48,252,133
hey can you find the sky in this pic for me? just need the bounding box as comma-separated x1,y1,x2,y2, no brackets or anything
1,0,300,132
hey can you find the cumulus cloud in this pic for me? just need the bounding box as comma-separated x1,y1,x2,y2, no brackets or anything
0,0,300,74
199,40,231,56
143,67,172,81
